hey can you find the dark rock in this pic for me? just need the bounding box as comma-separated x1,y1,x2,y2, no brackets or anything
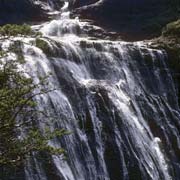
0,0,64,25
73,0,180,41
0,0,46,25
149,20,180,103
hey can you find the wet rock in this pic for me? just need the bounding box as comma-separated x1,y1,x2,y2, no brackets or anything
149,19,180,104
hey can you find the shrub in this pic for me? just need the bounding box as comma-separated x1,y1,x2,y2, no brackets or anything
8,40,25,63
0,24,41,37
162,19,180,37
35,38,51,55
0,48,68,178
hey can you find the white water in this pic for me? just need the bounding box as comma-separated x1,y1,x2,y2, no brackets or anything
2,1,180,180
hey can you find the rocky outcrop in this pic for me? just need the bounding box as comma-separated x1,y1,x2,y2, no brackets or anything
0,0,179,41
149,20,180,103
0,0,64,25
0,0,45,25
74,0,180,41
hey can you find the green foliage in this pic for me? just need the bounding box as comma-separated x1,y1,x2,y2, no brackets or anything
8,40,25,63
35,38,51,54
0,46,67,176
150,19,180,104
162,19,180,37
0,24,42,37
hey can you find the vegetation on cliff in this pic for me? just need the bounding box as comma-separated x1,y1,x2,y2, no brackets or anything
35,38,52,55
162,20,180,37
75,0,180,41
150,19,180,103
0,44,67,178
0,24,42,37
151,19,180,70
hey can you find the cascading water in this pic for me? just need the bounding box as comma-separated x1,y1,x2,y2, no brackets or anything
2,1,180,180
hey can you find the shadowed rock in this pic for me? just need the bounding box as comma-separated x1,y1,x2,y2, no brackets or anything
74,0,180,41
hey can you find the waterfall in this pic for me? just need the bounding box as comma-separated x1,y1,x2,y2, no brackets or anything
2,1,180,180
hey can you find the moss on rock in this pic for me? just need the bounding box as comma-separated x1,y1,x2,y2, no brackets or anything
35,38,52,56
162,20,180,37
0,24,40,37
150,19,180,103
9,40,25,63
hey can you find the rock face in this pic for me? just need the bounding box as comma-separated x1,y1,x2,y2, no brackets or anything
0,0,44,24
0,0,64,25
0,0,179,41
149,19,180,104
74,0,180,41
